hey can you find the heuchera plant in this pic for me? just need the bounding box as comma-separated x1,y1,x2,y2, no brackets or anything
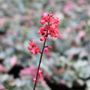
28,12,60,90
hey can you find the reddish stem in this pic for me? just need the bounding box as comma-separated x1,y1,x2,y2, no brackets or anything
33,34,48,90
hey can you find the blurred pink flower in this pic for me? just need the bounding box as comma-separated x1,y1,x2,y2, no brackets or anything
77,0,85,5
0,84,5,90
0,64,6,72
78,30,86,38
0,18,6,26
10,56,17,66
20,65,37,76
20,66,43,82
63,1,73,13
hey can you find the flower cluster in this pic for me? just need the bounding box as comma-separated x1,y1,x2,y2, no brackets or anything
28,40,52,54
28,40,40,54
28,12,59,54
39,12,59,41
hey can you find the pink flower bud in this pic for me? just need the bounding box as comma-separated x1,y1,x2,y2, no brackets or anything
40,36,46,41
40,19,45,24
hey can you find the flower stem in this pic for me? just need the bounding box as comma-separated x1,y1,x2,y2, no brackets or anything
33,35,48,90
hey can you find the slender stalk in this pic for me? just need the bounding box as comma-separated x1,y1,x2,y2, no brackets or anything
33,35,48,90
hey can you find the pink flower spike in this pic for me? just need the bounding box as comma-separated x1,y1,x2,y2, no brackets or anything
39,12,59,39
28,12,60,90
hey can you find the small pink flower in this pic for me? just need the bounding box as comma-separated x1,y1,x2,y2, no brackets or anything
40,19,46,24
40,13,48,24
38,27,45,35
33,78,37,83
33,69,43,83
40,36,46,41
28,40,40,54
44,46,52,53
